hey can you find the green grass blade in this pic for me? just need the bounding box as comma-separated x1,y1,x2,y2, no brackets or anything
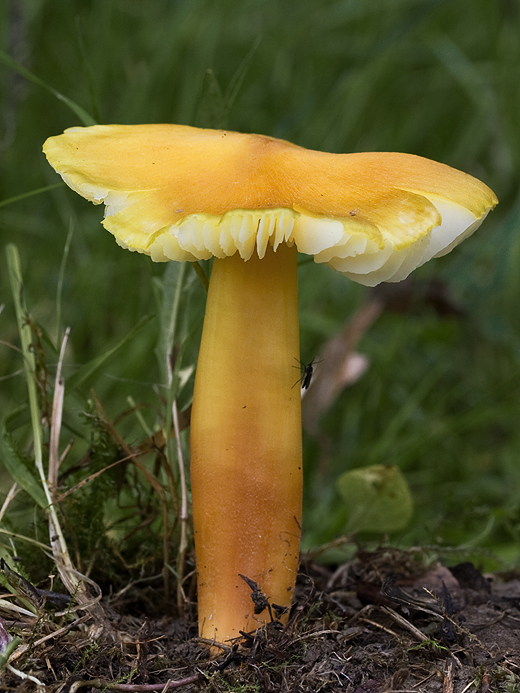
5,244,52,507
2,406,31,435
225,36,262,113
75,17,103,124
196,69,227,129
0,428,47,509
56,222,74,342
67,314,154,391
0,49,97,126
0,183,64,210
155,262,188,389
365,363,445,467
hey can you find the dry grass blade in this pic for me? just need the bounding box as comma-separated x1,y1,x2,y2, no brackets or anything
0,482,19,523
0,599,38,618
66,673,204,692
45,331,108,625
172,399,189,615
48,326,69,487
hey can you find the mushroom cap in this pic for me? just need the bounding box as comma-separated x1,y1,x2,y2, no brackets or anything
43,124,497,286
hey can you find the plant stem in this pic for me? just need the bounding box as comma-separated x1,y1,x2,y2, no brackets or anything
190,243,302,642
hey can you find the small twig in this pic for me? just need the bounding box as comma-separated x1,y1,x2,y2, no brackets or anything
359,615,402,640
459,679,475,693
293,628,341,642
193,637,232,652
412,671,437,689
380,606,430,643
68,673,204,692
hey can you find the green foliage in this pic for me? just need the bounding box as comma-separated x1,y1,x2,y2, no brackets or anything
486,666,520,693
0,0,519,586
59,401,120,576
0,241,197,597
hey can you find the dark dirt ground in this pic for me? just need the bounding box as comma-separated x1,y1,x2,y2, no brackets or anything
2,547,520,692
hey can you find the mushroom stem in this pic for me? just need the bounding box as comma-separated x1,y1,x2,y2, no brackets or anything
190,242,302,643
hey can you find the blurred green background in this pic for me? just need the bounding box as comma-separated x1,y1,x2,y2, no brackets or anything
1,0,519,587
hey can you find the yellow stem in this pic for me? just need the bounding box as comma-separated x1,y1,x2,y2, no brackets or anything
190,242,302,643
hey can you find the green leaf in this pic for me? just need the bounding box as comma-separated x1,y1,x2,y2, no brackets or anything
0,428,47,509
336,464,413,533
67,315,154,391
6,244,46,495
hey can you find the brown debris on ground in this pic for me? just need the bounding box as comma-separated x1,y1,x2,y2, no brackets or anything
2,547,520,692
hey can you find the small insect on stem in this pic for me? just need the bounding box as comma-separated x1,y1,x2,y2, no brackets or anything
293,358,321,390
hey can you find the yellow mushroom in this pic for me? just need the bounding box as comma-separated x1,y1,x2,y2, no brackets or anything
43,123,497,644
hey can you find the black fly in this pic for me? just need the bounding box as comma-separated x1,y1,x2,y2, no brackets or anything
293,358,321,390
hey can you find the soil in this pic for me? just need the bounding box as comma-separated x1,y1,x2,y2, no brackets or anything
3,547,520,692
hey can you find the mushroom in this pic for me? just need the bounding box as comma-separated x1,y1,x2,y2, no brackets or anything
42,124,497,644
